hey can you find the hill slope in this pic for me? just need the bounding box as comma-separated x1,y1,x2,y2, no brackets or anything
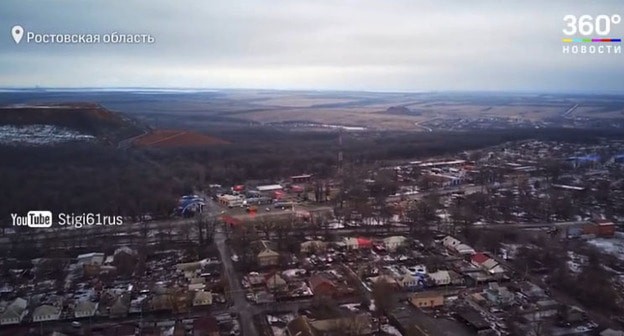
0,102,145,144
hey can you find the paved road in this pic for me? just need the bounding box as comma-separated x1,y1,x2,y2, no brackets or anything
214,224,259,336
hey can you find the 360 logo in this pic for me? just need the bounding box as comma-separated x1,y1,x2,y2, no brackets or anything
563,14,621,36
561,14,622,55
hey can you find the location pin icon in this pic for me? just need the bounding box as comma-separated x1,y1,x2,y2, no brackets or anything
11,25,24,44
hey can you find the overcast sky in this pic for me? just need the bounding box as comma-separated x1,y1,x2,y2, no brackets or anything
1,0,623,92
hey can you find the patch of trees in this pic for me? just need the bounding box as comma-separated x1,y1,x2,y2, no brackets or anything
1,127,622,226
549,250,620,314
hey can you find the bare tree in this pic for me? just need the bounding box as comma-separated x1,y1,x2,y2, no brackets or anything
371,278,397,314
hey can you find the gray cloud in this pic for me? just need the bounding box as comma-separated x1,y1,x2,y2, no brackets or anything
1,0,623,92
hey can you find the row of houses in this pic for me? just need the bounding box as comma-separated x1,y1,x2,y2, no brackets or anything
1,298,92,325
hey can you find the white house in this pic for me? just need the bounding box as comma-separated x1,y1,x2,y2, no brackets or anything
398,274,420,290
193,291,213,306
454,243,475,255
383,236,407,251
74,300,98,318
428,270,451,286
441,236,460,249
77,252,105,266
343,237,360,250
0,298,28,325
32,305,61,322
188,283,206,291
487,264,505,275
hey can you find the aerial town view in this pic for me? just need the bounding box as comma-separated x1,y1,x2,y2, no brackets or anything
1,1,624,336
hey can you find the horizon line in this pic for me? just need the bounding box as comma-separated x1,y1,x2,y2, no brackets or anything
0,86,623,95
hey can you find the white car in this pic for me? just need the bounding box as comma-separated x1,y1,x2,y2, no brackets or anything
231,255,239,262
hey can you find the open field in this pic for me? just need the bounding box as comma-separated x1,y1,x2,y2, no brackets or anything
1,89,623,131
132,129,229,147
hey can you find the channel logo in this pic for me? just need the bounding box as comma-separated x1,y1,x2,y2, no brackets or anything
11,211,53,228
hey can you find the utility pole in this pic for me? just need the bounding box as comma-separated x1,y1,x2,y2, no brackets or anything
338,130,344,173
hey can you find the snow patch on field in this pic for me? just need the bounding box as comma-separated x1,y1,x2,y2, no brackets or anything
0,124,95,145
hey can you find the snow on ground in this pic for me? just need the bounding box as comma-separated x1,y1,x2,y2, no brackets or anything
380,324,403,336
587,237,624,261
0,124,95,145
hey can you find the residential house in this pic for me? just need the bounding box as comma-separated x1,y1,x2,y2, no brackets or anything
343,237,372,250
383,236,407,252
428,270,451,286
114,246,136,257
584,219,616,238
255,291,275,304
149,293,173,312
410,292,444,308
398,273,421,291
442,236,474,254
309,274,338,298
471,253,505,275
517,281,546,299
176,260,203,273
530,299,560,319
192,291,213,307
109,295,130,318
188,283,206,291
300,240,327,254
171,290,191,314
343,237,358,250
245,272,266,287
286,315,316,336
310,313,372,335
74,300,98,318
372,275,398,288
287,314,372,336
265,273,287,292
0,298,28,325
193,316,220,336
77,252,105,266
471,253,489,267
454,243,475,255
257,248,280,267
455,309,492,335
253,240,280,267
32,305,61,322
484,283,514,306
448,270,465,285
